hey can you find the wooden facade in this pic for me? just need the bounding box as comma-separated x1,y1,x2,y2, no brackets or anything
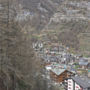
50,70,74,83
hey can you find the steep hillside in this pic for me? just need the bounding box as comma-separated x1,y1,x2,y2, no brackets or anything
14,0,64,30
13,0,90,55
27,0,90,56
0,1,46,90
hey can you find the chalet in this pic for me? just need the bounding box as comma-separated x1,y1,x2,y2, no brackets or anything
66,76,90,90
50,68,75,83
79,58,88,69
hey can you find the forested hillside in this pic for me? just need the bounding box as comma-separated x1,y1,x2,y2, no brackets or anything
0,0,49,90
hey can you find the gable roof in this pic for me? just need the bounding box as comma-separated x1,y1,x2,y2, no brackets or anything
79,58,88,66
79,61,88,66
71,76,90,89
51,68,66,75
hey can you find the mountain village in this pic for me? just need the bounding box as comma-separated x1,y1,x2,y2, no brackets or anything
11,0,90,89
33,41,90,90
0,0,90,90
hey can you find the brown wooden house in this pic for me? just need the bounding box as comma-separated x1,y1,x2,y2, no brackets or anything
50,68,75,83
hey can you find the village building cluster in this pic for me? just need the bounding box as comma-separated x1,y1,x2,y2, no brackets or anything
33,41,90,90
